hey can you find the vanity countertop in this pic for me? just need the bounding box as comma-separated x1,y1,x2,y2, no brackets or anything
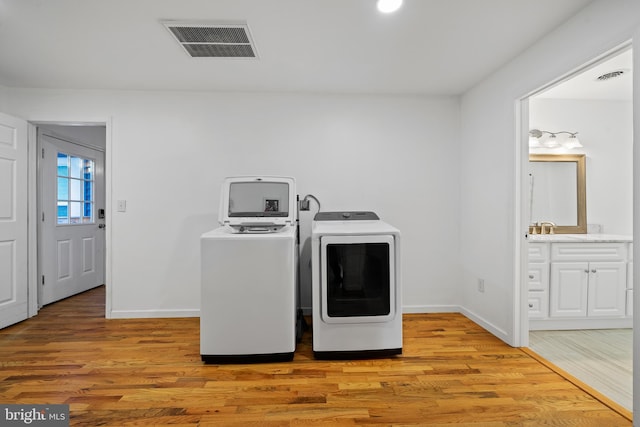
528,233,633,243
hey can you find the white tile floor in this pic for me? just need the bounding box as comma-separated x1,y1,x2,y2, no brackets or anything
529,329,632,411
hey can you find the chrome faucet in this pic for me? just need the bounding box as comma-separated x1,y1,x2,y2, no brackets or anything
540,221,556,235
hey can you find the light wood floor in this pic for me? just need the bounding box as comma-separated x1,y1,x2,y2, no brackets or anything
0,286,632,426
529,329,633,412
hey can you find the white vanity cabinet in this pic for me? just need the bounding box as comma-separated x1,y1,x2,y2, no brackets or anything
529,238,633,330
550,243,627,318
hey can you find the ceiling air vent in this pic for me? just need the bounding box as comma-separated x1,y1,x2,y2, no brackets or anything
162,21,258,58
596,70,626,81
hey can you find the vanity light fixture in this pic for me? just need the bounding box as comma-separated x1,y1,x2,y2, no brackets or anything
529,129,582,149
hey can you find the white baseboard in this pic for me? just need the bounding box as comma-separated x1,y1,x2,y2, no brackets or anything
459,306,509,344
108,309,200,319
530,317,633,330
402,304,460,314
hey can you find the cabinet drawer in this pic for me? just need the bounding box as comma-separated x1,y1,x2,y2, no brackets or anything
528,291,548,318
528,263,549,291
551,243,627,262
528,243,549,262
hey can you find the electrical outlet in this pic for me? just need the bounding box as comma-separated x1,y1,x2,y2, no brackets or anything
478,278,485,293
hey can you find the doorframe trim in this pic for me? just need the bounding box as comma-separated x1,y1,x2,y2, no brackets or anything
27,125,38,317
27,118,112,318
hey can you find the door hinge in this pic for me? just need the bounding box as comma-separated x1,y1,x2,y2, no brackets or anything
41,147,45,158
42,212,45,222
42,275,45,285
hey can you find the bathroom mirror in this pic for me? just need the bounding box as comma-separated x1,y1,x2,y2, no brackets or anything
529,154,586,233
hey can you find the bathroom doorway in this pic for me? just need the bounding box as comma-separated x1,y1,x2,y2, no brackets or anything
524,46,633,411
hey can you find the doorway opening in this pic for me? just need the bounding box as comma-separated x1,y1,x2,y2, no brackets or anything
520,45,633,411
33,123,107,311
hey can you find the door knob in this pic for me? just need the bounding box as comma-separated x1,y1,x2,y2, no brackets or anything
98,223,106,229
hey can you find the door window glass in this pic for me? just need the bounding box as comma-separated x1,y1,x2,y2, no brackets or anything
57,152,94,224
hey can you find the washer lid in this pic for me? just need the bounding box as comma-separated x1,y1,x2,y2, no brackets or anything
218,176,296,227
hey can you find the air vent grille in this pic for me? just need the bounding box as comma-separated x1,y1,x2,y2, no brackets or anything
182,44,255,58
162,21,257,58
596,70,625,81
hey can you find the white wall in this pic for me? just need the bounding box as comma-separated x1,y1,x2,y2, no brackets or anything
0,85,7,111
459,0,640,347
6,89,461,317
530,98,633,235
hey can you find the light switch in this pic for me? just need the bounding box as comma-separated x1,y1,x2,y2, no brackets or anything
117,200,127,212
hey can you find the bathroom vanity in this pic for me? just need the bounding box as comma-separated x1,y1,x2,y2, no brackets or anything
528,234,633,330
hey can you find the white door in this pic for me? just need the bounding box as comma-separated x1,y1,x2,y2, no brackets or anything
38,129,105,305
0,113,29,329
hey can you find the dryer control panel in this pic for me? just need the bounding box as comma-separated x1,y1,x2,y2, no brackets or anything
314,211,379,221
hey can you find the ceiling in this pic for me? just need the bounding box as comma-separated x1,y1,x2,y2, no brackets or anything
0,0,595,95
537,48,633,101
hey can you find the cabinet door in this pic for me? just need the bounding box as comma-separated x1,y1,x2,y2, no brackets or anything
550,262,588,317
587,261,626,317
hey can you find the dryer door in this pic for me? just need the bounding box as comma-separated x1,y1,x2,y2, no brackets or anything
320,234,396,324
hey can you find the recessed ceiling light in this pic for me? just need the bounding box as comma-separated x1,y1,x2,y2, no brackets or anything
377,0,403,13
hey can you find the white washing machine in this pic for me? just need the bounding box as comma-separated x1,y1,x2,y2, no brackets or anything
311,211,402,359
200,176,297,363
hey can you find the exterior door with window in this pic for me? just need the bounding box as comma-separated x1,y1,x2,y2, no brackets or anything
39,129,105,305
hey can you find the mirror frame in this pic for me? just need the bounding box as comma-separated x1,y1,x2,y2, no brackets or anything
529,153,587,234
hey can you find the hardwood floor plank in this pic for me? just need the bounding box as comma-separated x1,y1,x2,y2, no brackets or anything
0,286,632,426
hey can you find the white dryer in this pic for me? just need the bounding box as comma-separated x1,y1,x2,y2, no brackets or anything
200,176,297,363
311,211,402,359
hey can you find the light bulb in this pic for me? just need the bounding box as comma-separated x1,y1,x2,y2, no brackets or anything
377,0,403,13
